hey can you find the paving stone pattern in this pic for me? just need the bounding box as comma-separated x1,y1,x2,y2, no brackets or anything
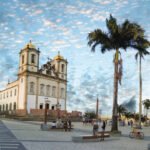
1,120,150,150
0,120,26,150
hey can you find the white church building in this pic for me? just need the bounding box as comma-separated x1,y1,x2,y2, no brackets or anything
0,41,67,115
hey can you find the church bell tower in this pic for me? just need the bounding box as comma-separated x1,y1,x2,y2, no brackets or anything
18,40,40,74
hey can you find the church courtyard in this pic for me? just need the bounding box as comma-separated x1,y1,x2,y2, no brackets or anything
0,119,149,150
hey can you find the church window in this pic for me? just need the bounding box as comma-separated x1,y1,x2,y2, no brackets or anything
13,102,16,110
30,82,35,94
3,104,5,111
61,64,64,73
6,104,8,111
3,93,5,99
52,86,56,97
0,105,1,112
60,88,65,98
40,84,45,95
9,103,12,110
22,55,24,64
14,89,17,96
46,85,51,96
31,54,35,63
10,90,12,97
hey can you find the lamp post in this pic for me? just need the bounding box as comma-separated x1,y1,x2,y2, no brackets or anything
56,102,61,119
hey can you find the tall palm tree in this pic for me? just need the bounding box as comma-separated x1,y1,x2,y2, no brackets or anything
87,14,150,133
143,99,150,117
135,48,149,127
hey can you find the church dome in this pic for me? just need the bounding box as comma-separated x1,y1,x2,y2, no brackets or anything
54,51,64,60
23,40,36,49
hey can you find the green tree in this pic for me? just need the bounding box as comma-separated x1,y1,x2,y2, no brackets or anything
118,104,126,118
87,14,150,133
84,111,96,119
135,40,150,127
124,112,134,119
143,99,150,117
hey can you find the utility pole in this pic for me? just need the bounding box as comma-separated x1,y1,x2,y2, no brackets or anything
96,97,99,119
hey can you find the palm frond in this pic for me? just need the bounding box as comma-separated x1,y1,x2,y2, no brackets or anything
88,29,111,52
135,52,139,60
106,14,118,36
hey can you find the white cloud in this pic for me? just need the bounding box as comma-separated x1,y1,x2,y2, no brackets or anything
92,0,112,5
32,28,45,35
56,19,62,23
32,9,43,16
15,40,23,43
53,40,66,45
43,19,57,28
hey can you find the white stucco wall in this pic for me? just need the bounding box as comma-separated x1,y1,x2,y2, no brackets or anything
0,81,18,111
38,96,57,109
27,95,36,112
18,76,26,109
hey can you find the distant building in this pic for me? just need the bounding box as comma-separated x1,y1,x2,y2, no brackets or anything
0,41,68,115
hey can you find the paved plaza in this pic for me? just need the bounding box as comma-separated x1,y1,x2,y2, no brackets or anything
0,119,150,150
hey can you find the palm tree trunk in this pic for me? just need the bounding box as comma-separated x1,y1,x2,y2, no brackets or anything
139,56,142,127
111,49,119,132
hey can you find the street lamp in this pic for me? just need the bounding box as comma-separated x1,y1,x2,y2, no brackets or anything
44,98,50,124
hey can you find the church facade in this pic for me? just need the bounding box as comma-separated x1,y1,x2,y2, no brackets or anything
0,41,68,114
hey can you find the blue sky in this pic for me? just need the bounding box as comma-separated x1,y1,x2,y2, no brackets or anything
0,0,150,115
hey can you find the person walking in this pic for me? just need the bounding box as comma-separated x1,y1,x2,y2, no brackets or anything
93,121,99,136
101,120,106,141
64,120,68,132
101,120,106,131
68,119,72,131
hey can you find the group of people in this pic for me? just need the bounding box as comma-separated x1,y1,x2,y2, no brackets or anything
93,120,106,136
51,119,72,131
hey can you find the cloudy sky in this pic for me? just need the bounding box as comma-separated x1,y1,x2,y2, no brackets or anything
0,0,150,115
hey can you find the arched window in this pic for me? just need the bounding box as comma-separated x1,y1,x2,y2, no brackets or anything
9,103,12,111
60,88,65,98
6,104,8,111
3,104,5,111
46,85,51,96
52,86,56,97
31,54,35,63
61,64,65,72
30,82,35,94
14,102,16,110
22,55,24,64
10,90,12,97
40,84,45,95
0,105,1,112
14,89,17,96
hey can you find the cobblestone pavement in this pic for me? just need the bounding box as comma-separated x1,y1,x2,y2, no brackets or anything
0,120,26,150
1,119,150,150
